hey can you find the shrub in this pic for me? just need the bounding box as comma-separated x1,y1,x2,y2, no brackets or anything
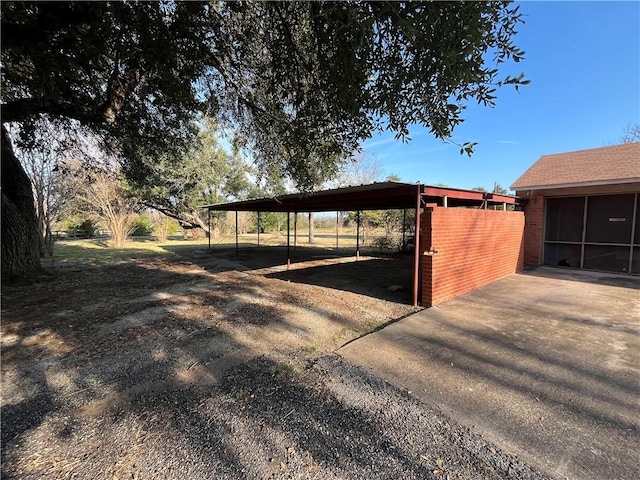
131,214,155,236
147,213,180,242
64,218,99,238
372,234,401,252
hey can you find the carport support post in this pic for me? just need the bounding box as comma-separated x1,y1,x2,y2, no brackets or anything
402,209,406,250
286,212,291,270
294,212,298,251
207,208,211,251
336,212,339,249
412,186,421,307
235,211,239,257
356,210,361,261
257,212,261,246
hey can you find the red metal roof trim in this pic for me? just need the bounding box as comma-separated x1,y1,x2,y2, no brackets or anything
202,182,518,213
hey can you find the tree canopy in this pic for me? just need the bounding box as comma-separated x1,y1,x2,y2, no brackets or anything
131,118,254,233
1,1,527,276
3,1,527,189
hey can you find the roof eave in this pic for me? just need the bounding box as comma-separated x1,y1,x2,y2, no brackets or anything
512,177,640,192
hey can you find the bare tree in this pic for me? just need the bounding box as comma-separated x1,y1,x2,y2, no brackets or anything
329,152,384,188
20,128,63,257
329,153,385,245
223,211,254,237
147,210,172,243
79,172,137,247
66,158,138,248
620,123,640,144
14,119,83,257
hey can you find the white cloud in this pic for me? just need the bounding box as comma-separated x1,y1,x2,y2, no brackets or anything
362,136,398,149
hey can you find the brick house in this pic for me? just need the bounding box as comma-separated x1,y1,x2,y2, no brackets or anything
511,143,640,274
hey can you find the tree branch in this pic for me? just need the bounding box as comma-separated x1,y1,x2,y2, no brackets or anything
1,98,96,125
141,202,210,233
100,63,143,123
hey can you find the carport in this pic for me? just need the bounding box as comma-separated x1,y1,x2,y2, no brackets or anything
203,182,520,307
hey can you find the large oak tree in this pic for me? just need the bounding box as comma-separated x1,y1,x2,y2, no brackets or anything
133,118,255,236
1,1,527,277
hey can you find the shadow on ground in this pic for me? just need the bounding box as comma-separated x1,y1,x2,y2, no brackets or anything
339,269,640,480
524,265,640,289
266,257,413,304
0,257,413,478
1,256,545,479
177,245,415,305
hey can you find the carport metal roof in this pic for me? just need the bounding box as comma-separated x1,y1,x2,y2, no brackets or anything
202,182,518,213
201,182,519,308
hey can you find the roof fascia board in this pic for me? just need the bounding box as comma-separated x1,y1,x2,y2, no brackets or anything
512,177,640,192
201,182,519,212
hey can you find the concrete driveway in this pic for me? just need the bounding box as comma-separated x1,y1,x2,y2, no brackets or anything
338,268,640,480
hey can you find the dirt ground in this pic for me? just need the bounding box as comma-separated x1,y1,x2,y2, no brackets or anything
2,246,548,479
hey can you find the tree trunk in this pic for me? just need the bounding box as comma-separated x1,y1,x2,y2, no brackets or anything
106,211,134,248
43,221,54,257
35,189,54,257
308,212,315,244
1,125,42,277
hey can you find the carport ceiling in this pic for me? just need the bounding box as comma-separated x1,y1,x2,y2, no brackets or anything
202,182,518,213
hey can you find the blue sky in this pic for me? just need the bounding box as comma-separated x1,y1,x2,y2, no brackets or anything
361,1,640,192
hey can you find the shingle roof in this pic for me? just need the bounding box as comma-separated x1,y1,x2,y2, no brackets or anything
511,142,640,190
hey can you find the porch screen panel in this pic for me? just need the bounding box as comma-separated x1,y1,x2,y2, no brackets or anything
545,193,639,274
543,243,582,269
632,247,640,274
635,194,640,245
583,245,631,273
585,194,634,244
545,197,585,242
634,195,640,274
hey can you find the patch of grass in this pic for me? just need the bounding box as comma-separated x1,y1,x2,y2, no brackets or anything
50,238,212,264
51,239,170,263
330,327,360,343
228,388,251,400
268,364,300,378
48,226,394,265
301,345,318,354
364,319,381,329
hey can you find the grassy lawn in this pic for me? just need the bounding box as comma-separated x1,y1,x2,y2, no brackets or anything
48,228,377,265
49,238,205,264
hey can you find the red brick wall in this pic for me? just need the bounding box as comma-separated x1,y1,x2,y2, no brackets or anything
421,207,525,306
520,194,544,266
